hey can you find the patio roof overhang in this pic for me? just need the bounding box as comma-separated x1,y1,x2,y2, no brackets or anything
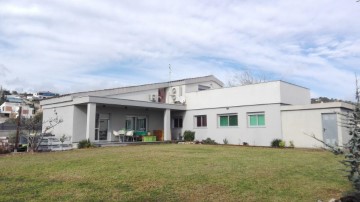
41,96,186,111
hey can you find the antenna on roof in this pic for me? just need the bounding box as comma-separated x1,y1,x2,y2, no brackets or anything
169,64,172,86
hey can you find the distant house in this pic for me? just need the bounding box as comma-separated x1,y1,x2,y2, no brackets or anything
0,102,34,119
40,75,353,148
5,95,23,103
32,91,59,100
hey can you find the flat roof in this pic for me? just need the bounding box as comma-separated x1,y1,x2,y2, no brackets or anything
41,96,186,111
281,102,355,111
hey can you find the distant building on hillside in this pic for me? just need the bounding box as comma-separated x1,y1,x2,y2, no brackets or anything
29,91,59,100
0,102,34,118
5,95,23,103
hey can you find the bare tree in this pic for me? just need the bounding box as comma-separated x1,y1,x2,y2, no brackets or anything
20,110,63,152
227,70,268,87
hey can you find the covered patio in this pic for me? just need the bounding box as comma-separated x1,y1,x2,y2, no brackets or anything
71,96,186,143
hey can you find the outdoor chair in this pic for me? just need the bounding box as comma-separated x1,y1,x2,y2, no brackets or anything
125,130,134,142
113,130,120,142
118,129,126,142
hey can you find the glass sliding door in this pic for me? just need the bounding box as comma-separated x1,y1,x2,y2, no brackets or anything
98,119,109,140
95,113,110,141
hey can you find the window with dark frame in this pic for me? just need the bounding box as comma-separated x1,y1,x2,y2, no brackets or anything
195,115,207,127
173,117,183,128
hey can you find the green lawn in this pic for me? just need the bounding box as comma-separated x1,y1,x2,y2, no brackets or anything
0,145,352,201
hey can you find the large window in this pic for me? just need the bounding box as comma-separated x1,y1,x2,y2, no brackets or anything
219,114,238,127
248,113,265,127
126,116,147,131
195,115,207,127
173,117,183,128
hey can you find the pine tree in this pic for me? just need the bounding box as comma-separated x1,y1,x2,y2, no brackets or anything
342,77,360,192
0,86,4,105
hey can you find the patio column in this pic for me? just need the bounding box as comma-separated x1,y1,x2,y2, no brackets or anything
163,109,171,141
86,103,96,142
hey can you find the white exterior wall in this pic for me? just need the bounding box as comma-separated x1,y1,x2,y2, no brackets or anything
186,81,309,110
281,104,352,148
182,104,282,146
42,106,74,139
109,89,159,102
280,82,310,105
185,81,222,93
73,105,87,142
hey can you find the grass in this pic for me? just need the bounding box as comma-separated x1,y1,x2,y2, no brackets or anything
0,144,352,201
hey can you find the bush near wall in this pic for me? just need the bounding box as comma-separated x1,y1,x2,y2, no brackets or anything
183,131,195,141
78,139,95,149
201,138,217,145
271,139,285,148
0,139,12,154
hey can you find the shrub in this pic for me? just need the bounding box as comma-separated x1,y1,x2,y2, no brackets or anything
271,139,282,147
0,145,11,154
243,142,249,146
289,140,295,148
78,139,94,149
0,139,12,154
201,138,217,145
279,140,286,148
223,138,229,145
183,130,195,141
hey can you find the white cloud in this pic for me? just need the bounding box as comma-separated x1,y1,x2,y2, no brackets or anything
0,0,359,99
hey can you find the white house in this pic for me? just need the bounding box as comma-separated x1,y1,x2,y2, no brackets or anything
0,102,34,119
30,91,59,100
40,75,354,148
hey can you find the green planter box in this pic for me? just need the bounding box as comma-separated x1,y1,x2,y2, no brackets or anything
143,136,156,142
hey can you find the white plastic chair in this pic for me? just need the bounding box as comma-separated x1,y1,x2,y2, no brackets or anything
125,130,134,142
118,129,126,142
113,130,120,142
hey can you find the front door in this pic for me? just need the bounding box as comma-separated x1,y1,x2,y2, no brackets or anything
95,113,109,141
322,113,338,146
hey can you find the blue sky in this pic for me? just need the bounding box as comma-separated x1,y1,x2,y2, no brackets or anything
0,0,359,100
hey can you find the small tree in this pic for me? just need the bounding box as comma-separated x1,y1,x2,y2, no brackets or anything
0,86,5,105
311,76,360,194
21,110,63,152
227,70,267,87
341,77,360,192
59,134,67,150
